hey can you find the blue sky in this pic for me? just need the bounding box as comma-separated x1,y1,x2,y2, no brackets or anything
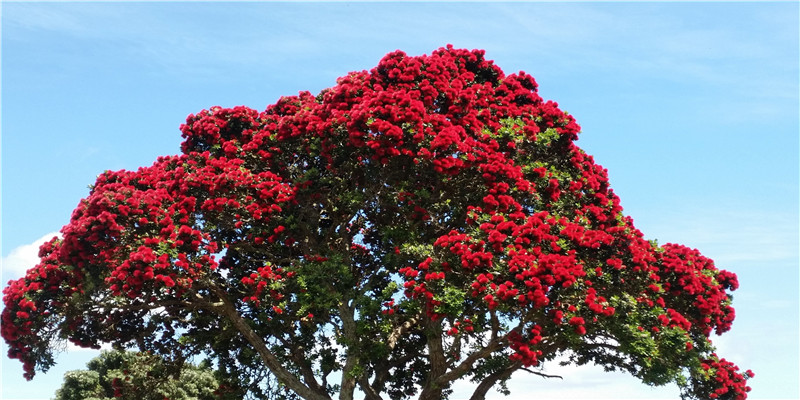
1,2,797,399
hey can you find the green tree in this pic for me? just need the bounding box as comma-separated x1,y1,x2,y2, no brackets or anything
3,47,752,400
53,350,223,400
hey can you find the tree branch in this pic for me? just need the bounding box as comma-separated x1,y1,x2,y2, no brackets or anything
338,301,359,400
387,316,418,351
419,316,447,400
469,362,521,400
203,283,331,400
284,330,327,396
520,368,563,380
358,375,385,400
466,336,563,399
490,310,500,342
434,337,504,386
371,351,418,392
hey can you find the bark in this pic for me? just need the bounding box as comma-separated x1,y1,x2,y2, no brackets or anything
418,318,447,400
338,302,359,400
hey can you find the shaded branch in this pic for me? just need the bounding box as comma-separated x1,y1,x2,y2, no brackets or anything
358,375,385,400
371,351,418,392
203,283,332,400
470,362,521,400
434,335,505,388
419,316,447,400
283,330,327,395
387,316,419,351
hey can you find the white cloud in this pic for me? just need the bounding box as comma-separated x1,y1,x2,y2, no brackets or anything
1,232,61,282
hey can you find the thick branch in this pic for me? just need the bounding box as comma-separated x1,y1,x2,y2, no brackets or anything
419,317,447,400
387,316,418,351
371,352,418,392
340,353,358,400
358,375,385,400
284,331,328,396
204,284,331,400
338,301,359,400
469,362,520,400
434,337,504,386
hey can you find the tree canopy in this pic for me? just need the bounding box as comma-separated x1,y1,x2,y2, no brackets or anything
53,350,224,400
2,46,752,400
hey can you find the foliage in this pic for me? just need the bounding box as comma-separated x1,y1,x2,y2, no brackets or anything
3,46,752,400
52,350,225,400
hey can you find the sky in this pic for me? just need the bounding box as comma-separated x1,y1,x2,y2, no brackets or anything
1,1,798,399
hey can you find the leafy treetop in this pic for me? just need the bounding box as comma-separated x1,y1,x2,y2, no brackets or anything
2,46,752,400
53,350,227,400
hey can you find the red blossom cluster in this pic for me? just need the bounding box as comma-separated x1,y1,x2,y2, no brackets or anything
508,325,544,366
2,46,751,399
3,124,296,376
655,243,738,335
693,355,755,400
1,239,75,379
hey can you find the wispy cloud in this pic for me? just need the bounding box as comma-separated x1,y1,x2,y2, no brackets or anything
3,3,89,35
1,232,60,282
634,207,798,268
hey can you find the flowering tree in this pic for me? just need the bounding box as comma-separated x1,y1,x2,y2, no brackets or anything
2,46,752,400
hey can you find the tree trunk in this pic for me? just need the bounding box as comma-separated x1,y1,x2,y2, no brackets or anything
419,318,446,400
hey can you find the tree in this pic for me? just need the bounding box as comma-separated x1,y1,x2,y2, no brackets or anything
2,46,752,400
53,350,224,400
